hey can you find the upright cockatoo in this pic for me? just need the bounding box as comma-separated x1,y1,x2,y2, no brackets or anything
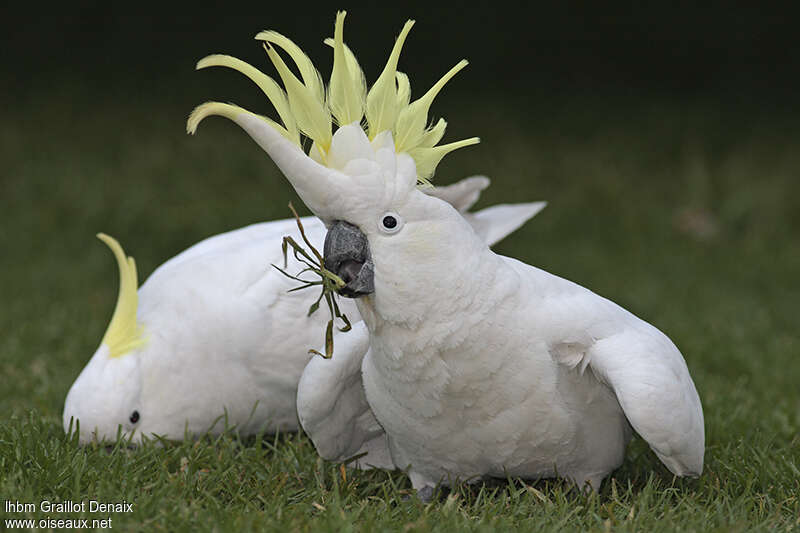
188,13,704,495
63,177,545,444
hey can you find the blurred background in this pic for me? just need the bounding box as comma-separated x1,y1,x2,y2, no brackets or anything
1,2,798,448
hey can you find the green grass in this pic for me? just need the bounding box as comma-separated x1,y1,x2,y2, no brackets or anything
1,83,799,531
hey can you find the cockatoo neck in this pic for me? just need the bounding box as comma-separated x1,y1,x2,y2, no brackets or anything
356,197,509,334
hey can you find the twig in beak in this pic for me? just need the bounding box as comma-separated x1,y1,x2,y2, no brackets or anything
272,203,351,358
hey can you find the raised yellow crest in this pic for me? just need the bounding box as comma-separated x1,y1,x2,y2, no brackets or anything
96,233,146,358
187,11,479,185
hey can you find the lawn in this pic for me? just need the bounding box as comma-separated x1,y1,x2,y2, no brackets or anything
1,80,798,531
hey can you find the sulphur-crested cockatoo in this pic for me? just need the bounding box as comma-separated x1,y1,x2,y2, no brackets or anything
62,176,545,444
187,12,704,495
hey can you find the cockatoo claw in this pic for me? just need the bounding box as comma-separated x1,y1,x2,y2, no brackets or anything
415,486,437,503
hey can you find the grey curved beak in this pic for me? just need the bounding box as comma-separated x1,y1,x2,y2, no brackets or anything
323,221,374,298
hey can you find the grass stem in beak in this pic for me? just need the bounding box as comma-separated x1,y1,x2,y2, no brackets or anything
272,203,351,358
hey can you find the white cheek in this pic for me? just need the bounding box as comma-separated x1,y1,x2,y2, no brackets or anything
63,346,145,442
401,223,442,254
105,352,144,430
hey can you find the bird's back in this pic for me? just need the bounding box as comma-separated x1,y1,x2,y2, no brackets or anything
133,218,357,435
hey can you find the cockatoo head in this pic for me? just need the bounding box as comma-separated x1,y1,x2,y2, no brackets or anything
63,234,149,444
189,12,482,302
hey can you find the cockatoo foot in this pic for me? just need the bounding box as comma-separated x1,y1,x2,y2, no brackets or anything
416,486,437,503
568,471,607,494
408,470,440,502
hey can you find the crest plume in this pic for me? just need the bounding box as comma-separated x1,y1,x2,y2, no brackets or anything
96,233,146,358
188,11,479,185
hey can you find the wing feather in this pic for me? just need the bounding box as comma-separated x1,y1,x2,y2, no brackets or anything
537,270,705,477
296,321,394,469
586,325,705,476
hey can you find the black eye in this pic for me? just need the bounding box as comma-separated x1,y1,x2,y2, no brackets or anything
379,212,403,234
382,215,397,229
129,411,140,424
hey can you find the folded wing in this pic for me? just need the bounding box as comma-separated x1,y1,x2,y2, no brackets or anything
586,325,705,476
543,278,705,477
296,321,394,469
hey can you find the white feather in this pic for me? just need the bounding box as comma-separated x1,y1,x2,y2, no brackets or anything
352,242,703,490
287,130,703,492
63,177,545,443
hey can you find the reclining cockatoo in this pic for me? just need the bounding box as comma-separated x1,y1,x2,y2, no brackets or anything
187,12,704,495
62,177,545,444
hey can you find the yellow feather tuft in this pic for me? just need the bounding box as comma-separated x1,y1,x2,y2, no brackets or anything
419,118,447,149
96,234,146,359
262,42,332,153
395,72,411,110
394,59,469,153
196,55,299,145
365,20,415,140
190,15,478,184
323,38,365,98
409,137,480,182
324,12,366,126
255,31,325,104
186,102,292,142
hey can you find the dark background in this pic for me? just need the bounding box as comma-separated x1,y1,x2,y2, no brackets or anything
3,2,799,103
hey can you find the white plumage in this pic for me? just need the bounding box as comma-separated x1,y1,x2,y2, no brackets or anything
187,14,704,494
62,177,545,443
208,117,704,493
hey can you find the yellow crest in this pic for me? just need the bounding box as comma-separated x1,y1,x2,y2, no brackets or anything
97,233,146,358
187,11,479,186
